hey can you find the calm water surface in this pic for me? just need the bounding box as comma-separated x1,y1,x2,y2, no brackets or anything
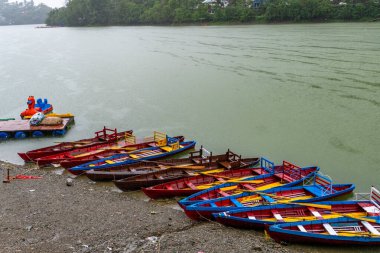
0,24,379,198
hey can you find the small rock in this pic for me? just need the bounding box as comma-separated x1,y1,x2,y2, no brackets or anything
150,211,157,215
26,238,38,244
26,226,33,231
252,246,262,251
146,236,158,244
66,178,74,186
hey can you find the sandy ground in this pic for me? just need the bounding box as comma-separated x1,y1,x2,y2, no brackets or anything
0,160,307,253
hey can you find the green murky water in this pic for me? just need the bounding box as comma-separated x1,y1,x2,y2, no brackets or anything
0,23,379,195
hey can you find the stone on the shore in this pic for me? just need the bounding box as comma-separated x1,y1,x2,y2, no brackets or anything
66,178,74,186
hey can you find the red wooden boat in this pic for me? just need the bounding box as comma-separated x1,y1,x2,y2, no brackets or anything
18,127,132,162
142,159,299,200
85,149,260,182
35,135,184,167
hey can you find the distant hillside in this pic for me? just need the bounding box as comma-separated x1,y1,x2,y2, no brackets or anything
0,0,52,25
45,0,380,26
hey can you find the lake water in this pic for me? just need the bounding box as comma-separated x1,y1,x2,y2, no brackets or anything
0,23,379,196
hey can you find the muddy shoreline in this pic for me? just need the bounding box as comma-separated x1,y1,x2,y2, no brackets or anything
0,160,307,253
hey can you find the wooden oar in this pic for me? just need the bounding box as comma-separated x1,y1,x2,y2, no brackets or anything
240,190,332,209
55,141,93,144
337,231,380,237
330,212,378,223
99,146,138,151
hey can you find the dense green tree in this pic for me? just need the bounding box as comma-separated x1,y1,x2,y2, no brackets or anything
44,0,380,26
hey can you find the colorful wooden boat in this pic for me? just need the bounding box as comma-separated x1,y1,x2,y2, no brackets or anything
214,199,380,229
179,166,319,208
68,140,196,175
86,149,260,182
112,152,260,190
18,127,132,162
266,217,380,245
113,167,226,191
142,159,312,200
214,187,380,229
35,135,184,167
183,175,354,220
62,145,206,170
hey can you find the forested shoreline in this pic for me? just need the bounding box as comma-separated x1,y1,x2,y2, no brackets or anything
46,0,380,26
0,0,51,25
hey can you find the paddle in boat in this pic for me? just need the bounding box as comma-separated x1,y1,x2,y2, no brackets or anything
18,127,132,162
68,139,196,175
182,174,355,220
214,186,380,230
142,159,317,200
87,148,259,182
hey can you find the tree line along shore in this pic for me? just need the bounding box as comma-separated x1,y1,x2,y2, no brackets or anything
45,0,380,27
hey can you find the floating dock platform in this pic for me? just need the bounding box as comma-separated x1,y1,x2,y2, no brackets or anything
0,118,74,140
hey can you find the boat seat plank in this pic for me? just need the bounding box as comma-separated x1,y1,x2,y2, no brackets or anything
261,195,275,203
242,184,256,190
307,207,323,220
165,185,174,190
323,223,338,235
358,202,380,215
160,146,173,152
361,221,380,235
217,189,230,197
218,161,232,169
297,225,307,232
271,210,284,221
185,182,197,190
231,198,244,207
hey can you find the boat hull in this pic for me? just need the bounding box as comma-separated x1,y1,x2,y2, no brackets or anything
266,217,380,246
18,129,133,162
183,183,354,221
36,136,185,167
68,141,196,175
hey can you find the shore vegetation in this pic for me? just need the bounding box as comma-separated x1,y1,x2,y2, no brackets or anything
45,0,380,26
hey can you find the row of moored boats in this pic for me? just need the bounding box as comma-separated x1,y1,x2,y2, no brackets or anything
19,127,380,246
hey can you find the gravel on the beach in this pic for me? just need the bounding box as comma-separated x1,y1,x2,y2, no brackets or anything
0,161,308,253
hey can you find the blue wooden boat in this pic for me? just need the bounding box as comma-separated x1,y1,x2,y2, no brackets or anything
182,174,355,220
214,197,380,229
68,140,196,175
266,216,380,245
178,166,319,207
